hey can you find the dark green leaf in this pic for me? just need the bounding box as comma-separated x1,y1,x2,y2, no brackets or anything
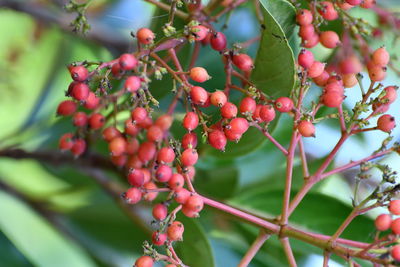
195,166,239,199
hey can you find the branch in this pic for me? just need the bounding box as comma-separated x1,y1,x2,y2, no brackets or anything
238,230,270,267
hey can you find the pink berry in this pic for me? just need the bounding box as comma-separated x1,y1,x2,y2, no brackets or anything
190,86,209,105
221,102,238,119
210,32,227,51
71,82,90,101
275,97,294,112
167,221,184,241
103,127,122,142
131,107,148,124
152,231,167,246
299,24,315,40
239,97,257,115
181,148,198,166
125,187,142,204
372,47,390,66
229,118,249,135
297,120,315,137
59,133,74,151
322,92,344,108
184,194,204,213
157,147,175,163
119,53,138,71
168,173,185,189
182,132,198,149
377,114,396,132
72,112,88,127
134,255,153,267
143,182,158,201
319,1,339,21
138,141,156,162
84,92,100,109
313,71,330,86
88,113,105,130
232,54,254,72
375,214,392,231
156,164,173,182
174,188,191,204
128,169,145,187
208,130,227,151
57,100,77,116
339,56,363,74
345,0,362,5
303,33,319,48
190,67,210,83
360,0,375,9
147,125,163,142
71,138,86,156
191,25,209,41
210,91,227,107
381,86,398,104
308,61,325,78
298,49,314,69
108,137,127,156
391,218,400,235
319,31,340,48
136,28,155,45
155,114,173,131
183,111,199,131
296,9,313,25
152,203,168,221
124,76,141,92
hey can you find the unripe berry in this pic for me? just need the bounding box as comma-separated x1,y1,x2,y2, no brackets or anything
360,0,375,9
111,155,127,167
57,100,77,116
152,231,167,246
131,107,148,124
239,97,257,115
377,114,396,132
368,64,387,82
321,92,344,108
138,141,156,162
190,86,208,105
375,214,392,231
275,97,294,112
183,112,199,131
190,67,210,83
181,148,198,166
259,105,276,122
69,65,88,82
73,112,88,127
167,221,184,241
392,245,400,261
125,187,142,204
88,113,105,130
71,138,86,156
143,182,158,201
157,147,175,163
372,47,390,66
184,194,204,213
232,54,254,71
392,218,400,235
381,86,398,104
319,1,338,21
134,255,153,267
119,53,138,70
136,28,155,45
313,71,330,86
296,9,313,25
168,173,185,189
297,120,315,137
128,169,145,187
84,92,100,109
156,164,173,182
152,203,168,221
307,61,325,78
147,125,163,142
298,49,314,69
210,32,227,51
208,130,227,151
174,188,191,204
182,132,198,149
124,76,141,92
155,114,173,131
210,91,227,107
59,133,74,150
109,137,127,156
125,120,140,136
220,102,238,119
229,118,249,135
71,82,90,101
126,139,139,155
191,25,209,41
319,31,340,48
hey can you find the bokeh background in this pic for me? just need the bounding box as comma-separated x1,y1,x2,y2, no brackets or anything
0,0,400,266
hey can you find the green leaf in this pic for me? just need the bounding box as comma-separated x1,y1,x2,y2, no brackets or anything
0,190,96,267
175,216,215,267
195,166,239,199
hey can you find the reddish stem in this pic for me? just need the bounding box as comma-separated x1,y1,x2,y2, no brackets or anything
238,230,270,267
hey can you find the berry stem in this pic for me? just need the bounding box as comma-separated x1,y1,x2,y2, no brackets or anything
143,0,189,20
337,104,347,133
280,237,297,267
237,230,270,267
298,138,309,178
251,123,288,155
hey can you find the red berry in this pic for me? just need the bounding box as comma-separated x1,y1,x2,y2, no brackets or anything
184,194,204,213
319,1,338,21
392,245,400,261
168,173,185,189
72,112,88,127
57,100,77,116
375,214,392,231
372,47,390,66
210,91,227,107
298,49,314,69
152,203,168,221
313,71,330,86
239,97,257,115
157,147,175,163
183,111,199,131
308,61,325,78
136,28,155,45
224,128,242,142
296,9,313,25
131,107,148,124
119,53,138,70
208,130,227,151
346,0,362,5
321,92,344,108
128,169,145,187
143,182,158,201
167,221,184,241
191,25,209,41
377,114,396,132
392,218,400,235
102,126,122,142
59,133,74,150
137,116,153,129
297,121,315,137
360,0,375,9
302,33,319,48
368,64,386,82
70,65,88,82
147,125,163,142
109,137,127,156
275,97,294,112
252,104,263,122
342,74,358,88
71,82,90,101
88,113,105,130
111,155,127,167
125,187,142,204
232,54,253,72
190,67,210,83
126,139,139,155
182,205,199,218
381,86,398,104
125,120,140,136
138,141,156,162
221,102,238,119
156,164,173,182
71,138,86,156
181,148,198,166
152,231,167,246
182,132,198,149
134,255,153,267
124,76,141,92
111,63,123,77
259,105,276,122
210,32,227,51
299,24,315,40
339,56,362,74
184,166,196,181
229,118,249,135
84,92,100,109
174,188,191,204
155,114,173,131
324,83,344,94
190,86,209,105
319,31,340,49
